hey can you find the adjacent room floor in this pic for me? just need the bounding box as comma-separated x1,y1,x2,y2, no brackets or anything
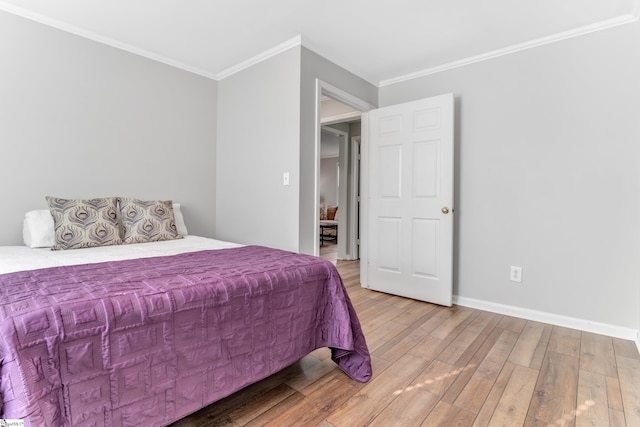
319,240,338,265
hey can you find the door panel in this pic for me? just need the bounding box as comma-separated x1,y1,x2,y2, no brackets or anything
413,141,439,197
377,217,401,272
412,218,438,277
378,146,402,198
364,94,454,306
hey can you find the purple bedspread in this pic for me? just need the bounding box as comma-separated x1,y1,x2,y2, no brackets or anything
0,246,371,426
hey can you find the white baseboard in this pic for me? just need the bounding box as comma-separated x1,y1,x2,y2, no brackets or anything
453,295,639,342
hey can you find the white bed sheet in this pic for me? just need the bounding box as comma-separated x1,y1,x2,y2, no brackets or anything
0,236,242,275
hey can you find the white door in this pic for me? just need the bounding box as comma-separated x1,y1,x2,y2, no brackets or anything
363,94,454,306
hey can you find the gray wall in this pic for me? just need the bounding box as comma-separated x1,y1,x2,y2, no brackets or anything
379,20,640,330
0,11,218,245
299,47,378,254
320,157,339,207
216,47,301,251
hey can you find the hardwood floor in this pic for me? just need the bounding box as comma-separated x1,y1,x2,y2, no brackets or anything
173,248,640,426
319,240,338,265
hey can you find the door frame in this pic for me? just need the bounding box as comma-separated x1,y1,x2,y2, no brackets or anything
313,79,374,257
349,136,361,259
360,112,370,284
320,125,349,259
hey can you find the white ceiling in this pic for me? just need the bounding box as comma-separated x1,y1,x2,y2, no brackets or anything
1,0,637,86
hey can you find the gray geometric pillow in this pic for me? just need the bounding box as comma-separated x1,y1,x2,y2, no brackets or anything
46,197,123,250
118,198,182,244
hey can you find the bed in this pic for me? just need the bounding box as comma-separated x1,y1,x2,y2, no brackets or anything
0,234,371,426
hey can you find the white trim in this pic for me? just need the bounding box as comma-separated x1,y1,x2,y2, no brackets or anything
311,79,325,256
0,1,218,80
454,295,639,341
359,112,370,287
4,0,637,87
321,125,348,137
0,1,301,81
319,81,376,112
379,12,640,87
332,128,350,261
321,111,362,125
349,136,361,260
216,35,302,80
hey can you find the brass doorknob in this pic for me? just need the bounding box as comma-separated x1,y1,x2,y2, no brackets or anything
441,207,450,214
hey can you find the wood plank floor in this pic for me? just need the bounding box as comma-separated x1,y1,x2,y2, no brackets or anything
173,246,640,427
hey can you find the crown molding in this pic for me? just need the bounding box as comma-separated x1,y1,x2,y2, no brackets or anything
0,0,300,82
215,35,301,80
3,1,638,87
379,11,640,87
0,1,218,80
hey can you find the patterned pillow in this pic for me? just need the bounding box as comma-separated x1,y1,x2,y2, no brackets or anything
118,198,183,244
327,206,338,221
46,197,123,250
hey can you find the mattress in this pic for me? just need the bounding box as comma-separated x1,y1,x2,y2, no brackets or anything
0,236,242,275
0,237,371,426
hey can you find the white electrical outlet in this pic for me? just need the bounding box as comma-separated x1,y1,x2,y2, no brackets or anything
510,266,522,283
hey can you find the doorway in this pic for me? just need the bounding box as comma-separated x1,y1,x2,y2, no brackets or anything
314,83,455,305
316,81,373,260
319,124,351,260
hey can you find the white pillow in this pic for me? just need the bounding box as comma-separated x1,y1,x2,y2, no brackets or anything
23,210,55,248
172,203,188,236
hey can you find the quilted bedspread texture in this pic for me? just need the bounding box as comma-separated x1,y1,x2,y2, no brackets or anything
0,246,371,426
